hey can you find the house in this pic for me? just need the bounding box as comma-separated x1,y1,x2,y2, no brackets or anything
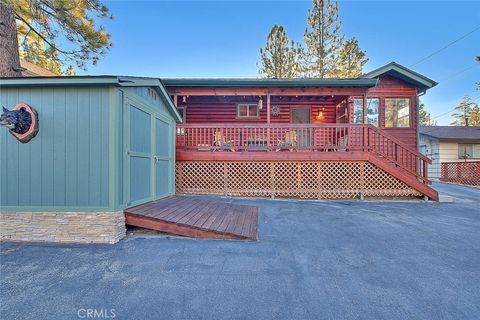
164,62,439,200
0,62,440,244
419,126,480,180
0,76,181,243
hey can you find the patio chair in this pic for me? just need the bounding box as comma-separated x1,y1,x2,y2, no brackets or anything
213,130,236,152
276,130,297,152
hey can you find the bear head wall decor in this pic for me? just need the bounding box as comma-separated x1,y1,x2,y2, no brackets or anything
0,103,39,143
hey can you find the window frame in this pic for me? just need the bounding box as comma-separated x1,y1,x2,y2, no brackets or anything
383,97,412,129
236,103,260,119
351,97,380,126
458,143,480,159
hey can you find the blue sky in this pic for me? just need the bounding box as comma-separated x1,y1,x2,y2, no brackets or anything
83,1,480,125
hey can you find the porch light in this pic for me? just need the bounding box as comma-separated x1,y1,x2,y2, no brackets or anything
316,108,324,120
182,96,187,103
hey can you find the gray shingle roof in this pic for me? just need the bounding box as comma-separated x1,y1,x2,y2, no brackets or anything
419,126,480,142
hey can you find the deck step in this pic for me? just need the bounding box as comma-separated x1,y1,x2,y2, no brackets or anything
124,196,258,240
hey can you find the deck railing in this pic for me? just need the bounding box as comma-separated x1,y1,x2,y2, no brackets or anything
176,123,432,184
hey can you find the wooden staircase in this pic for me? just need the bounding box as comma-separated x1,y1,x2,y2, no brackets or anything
363,125,438,200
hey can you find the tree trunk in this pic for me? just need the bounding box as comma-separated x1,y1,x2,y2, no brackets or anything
0,2,21,77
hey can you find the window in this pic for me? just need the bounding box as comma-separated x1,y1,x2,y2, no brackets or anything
458,144,480,159
236,103,259,119
352,98,379,126
352,98,363,124
367,98,379,126
385,98,410,128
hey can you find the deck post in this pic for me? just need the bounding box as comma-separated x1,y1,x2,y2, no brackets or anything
363,94,367,124
173,93,178,107
266,93,271,124
267,93,271,149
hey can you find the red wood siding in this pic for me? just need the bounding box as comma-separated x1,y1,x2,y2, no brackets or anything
181,103,338,124
172,75,420,150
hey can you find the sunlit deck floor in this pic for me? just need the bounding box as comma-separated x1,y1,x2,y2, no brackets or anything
124,196,258,240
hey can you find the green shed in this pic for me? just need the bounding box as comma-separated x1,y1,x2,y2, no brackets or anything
0,76,181,243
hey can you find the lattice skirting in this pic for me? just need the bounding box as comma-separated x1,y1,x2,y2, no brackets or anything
175,161,422,199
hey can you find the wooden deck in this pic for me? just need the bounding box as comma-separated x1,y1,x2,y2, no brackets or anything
124,196,258,240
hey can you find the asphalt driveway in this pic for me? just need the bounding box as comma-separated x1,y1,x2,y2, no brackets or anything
1,182,479,320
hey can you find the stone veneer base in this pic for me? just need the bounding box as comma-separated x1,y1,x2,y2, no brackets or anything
0,211,126,244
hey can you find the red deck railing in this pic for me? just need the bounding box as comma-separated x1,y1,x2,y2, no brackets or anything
176,123,432,184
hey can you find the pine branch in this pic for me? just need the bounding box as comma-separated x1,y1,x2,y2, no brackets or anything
15,13,81,55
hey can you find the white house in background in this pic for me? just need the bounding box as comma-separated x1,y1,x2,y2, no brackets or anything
419,126,480,179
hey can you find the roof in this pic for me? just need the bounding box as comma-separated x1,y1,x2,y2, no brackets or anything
0,76,182,123
364,62,438,93
419,126,480,142
20,60,57,77
162,78,378,88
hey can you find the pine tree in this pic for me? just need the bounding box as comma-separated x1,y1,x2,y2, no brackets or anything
303,0,343,78
335,38,368,78
18,21,63,75
470,105,480,126
419,102,431,126
258,25,301,78
0,1,22,76
0,0,112,76
450,96,478,126
65,65,76,76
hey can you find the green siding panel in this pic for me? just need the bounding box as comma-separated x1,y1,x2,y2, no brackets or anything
155,119,170,158
155,160,170,197
65,88,78,205
116,90,124,209
0,87,110,210
129,157,151,202
129,105,151,154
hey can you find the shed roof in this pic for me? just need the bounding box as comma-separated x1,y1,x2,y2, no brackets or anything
0,76,182,123
364,62,438,93
419,126,480,142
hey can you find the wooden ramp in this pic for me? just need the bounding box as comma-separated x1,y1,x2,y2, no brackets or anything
124,196,258,240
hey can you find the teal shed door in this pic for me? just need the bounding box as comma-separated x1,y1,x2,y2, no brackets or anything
154,116,172,198
124,98,173,207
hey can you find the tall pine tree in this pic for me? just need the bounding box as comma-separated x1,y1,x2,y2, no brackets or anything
0,0,112,76
258,25,301,78
301,0,368,78
469,105,480,126
302,0,343,78
335,38,368,78
450,96,478,126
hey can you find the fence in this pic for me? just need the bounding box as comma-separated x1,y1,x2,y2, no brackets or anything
440,161,480,186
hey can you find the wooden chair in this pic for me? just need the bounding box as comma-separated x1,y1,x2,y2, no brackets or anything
276,130,297,152
213,130,235,152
